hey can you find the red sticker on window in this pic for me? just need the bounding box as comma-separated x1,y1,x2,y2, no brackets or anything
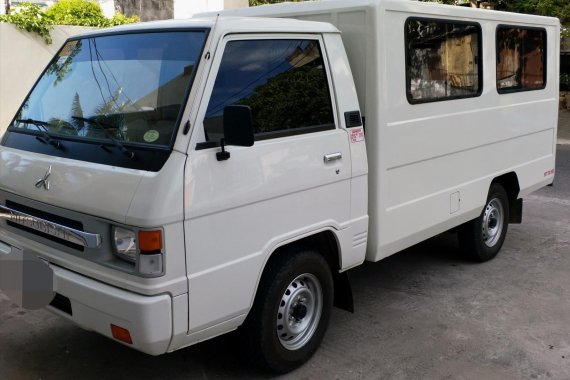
350,127,364,143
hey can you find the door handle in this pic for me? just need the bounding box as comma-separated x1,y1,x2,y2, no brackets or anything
324,152,342,162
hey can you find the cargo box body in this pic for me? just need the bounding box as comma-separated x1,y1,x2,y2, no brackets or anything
206,0,560,261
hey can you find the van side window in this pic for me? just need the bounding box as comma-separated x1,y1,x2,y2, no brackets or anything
204,39,335,142
405,18,482,103
496,26,546,93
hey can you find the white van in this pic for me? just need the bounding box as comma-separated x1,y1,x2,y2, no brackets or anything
0,0,559,373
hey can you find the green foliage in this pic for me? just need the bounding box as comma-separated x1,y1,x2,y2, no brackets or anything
46,0,139,27
0,2,53,44
45,0,107,26
561,73,570,86
106,12,140,27
420,0,569,35
503,0,570,36
0,0,139,44
508,0,570,23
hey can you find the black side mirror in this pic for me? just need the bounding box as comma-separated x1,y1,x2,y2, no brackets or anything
217,105,254,161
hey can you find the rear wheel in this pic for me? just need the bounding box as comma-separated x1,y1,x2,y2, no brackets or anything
459,183,509,262
240,248,333,373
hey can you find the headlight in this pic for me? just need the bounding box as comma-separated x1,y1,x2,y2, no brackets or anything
113,226,137,262
112,226,164,276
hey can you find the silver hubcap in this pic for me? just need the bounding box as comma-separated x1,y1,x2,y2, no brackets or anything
276,273,322,351
482,198,504,247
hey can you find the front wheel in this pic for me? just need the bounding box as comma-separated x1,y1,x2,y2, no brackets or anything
240,248,333,373
458,183,510,262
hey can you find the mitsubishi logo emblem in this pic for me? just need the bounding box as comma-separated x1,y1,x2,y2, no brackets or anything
35,165,51,191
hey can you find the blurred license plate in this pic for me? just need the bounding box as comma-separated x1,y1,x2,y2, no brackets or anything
0,241,55,309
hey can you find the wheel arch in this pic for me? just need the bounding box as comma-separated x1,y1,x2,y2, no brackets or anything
254,230,354,315
491,172,523,223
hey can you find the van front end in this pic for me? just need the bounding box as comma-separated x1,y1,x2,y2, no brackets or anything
1,15,369,372
0,176,186,355
0,24,211,354
0,225,174,355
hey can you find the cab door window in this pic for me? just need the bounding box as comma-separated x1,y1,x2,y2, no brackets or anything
203,39,335,142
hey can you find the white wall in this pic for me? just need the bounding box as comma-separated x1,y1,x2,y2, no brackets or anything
174,0,224,19
98,0,116,18
95,0,247,19
0,24,95,134
224,0,249,10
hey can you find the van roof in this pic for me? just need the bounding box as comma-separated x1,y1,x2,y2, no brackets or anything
71,16,341,39
198,0,560,27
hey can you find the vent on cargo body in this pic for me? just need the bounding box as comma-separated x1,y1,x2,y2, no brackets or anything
5,200,84,251
344,111,363,128
49,293,72,315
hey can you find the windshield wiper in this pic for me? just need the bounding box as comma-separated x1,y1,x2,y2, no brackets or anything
72,116,134,159
16,118,62,149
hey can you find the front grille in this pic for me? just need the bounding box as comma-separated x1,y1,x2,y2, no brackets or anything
5,200,84,251
6,201,83,229
49,293,72,316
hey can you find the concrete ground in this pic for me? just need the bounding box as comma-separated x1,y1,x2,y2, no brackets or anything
1,110,570,380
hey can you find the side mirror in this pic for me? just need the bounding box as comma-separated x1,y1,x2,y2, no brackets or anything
223,105,254,147
217,105,254,161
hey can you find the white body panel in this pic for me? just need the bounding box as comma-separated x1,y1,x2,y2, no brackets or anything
0,0,559,357
180,30,365,335
0,147,142,224
211,0,560,261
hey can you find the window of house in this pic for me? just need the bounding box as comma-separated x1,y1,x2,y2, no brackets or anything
203,39,335,142
405,18,482,103
496,26,546,93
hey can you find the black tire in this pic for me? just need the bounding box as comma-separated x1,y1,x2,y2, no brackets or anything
458,183,510,262
240,248,334,373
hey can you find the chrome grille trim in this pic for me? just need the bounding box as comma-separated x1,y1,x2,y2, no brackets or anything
0,204,102,248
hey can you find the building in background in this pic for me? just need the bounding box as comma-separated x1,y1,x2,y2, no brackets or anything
105,0,248,21
1,1,247,18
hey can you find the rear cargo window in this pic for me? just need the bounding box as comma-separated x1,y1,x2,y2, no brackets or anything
203,39,335,141
405,18,482,103
496,26,546,93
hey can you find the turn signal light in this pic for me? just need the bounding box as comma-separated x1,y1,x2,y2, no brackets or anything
138,230,162,252
111,324,133,344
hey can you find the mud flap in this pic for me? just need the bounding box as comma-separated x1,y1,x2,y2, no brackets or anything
333,271,354,313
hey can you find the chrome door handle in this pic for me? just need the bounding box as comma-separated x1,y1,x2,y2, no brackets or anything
324,152,342,162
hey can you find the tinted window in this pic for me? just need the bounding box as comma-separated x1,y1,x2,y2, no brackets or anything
11,32,206,147
3,30,208,172
405,18,482,103
496,27,546,92
204,39,335,142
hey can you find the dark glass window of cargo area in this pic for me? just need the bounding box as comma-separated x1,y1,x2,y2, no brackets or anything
203,39,335,142
496,26,546,93
405,18,482,104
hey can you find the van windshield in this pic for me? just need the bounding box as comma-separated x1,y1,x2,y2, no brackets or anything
4,30,207,171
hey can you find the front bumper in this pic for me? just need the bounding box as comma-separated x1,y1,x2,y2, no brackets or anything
49,265,173,356
0,237,173,356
